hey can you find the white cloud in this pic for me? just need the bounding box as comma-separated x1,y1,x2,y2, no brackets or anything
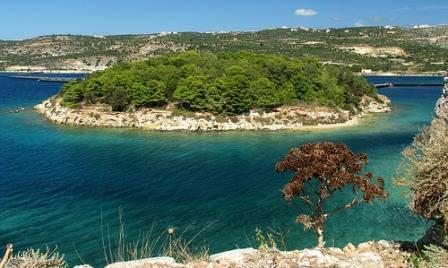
354,21,365,27
294,8,317,17
331,16,342,21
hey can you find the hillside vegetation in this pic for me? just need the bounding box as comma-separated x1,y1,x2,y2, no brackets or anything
60,51,377,114
1,26,447,72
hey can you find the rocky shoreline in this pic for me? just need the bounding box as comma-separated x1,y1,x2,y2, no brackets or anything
34,95,390,132
72,241,408,268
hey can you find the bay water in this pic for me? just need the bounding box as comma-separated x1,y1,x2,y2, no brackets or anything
0,73,443,266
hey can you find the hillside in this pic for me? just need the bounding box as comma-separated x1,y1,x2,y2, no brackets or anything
1,25,448,73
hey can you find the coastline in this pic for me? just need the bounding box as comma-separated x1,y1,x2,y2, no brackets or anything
34,95,390,132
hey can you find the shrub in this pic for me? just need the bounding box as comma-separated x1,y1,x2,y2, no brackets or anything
422,242,448,268
397,118,448,229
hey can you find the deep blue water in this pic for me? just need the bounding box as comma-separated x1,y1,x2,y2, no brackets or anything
0,73,444,267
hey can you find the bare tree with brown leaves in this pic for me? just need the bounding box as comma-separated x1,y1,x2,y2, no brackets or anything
275,142,388,248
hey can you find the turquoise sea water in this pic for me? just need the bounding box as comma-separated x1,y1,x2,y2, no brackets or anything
0,73,444,266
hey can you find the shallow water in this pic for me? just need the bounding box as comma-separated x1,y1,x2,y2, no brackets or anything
0,73,443,266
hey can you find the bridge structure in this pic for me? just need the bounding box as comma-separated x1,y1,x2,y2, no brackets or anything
373,81,445,88
9,75,82,83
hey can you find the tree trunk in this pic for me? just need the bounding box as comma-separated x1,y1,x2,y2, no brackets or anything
316,223,325,248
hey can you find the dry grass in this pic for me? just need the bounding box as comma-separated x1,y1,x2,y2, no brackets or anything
6,248,66,268
161,230,210,263
409,239,448,268
101,210,162,264
253,227,288,251
102,210,211,265
421,243,448,268
397,116,448,266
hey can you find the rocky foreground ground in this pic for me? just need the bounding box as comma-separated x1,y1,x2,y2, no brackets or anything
35,95,390,131
71,241,408,268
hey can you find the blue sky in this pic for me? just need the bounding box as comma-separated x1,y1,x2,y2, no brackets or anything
1,0,447,40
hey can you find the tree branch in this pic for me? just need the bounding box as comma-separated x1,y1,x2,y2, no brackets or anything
298,195,318,210
324,198,366,219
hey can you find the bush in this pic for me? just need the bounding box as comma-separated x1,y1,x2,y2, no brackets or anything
422,242,448,268
398,118,448,229
6,248,66,268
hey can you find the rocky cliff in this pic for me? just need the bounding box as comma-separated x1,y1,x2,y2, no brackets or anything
34,95,390,132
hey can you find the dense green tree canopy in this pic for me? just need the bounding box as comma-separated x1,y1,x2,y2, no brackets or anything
61,51,377,113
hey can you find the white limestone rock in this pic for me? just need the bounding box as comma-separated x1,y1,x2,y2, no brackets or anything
35,94,390,132
104,257,178,268
210,248,258,265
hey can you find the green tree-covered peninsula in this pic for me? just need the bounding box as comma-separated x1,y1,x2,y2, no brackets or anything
60,51,380,114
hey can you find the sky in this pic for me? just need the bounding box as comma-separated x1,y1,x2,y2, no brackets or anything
1,0,448,40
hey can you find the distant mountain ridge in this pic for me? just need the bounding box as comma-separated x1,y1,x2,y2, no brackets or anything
1,25,447,73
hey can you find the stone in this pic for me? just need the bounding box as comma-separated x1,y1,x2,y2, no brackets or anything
97,241,411,268
357,242,374,252
314,255,339,266
210,248,258,265
350,252,383,268
297,259,311,267
301,248,325,260
73,265,94,268
343,243,356,253
279,250,301,258
327,247,344,255
105,257,178,268
376,240,390,249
